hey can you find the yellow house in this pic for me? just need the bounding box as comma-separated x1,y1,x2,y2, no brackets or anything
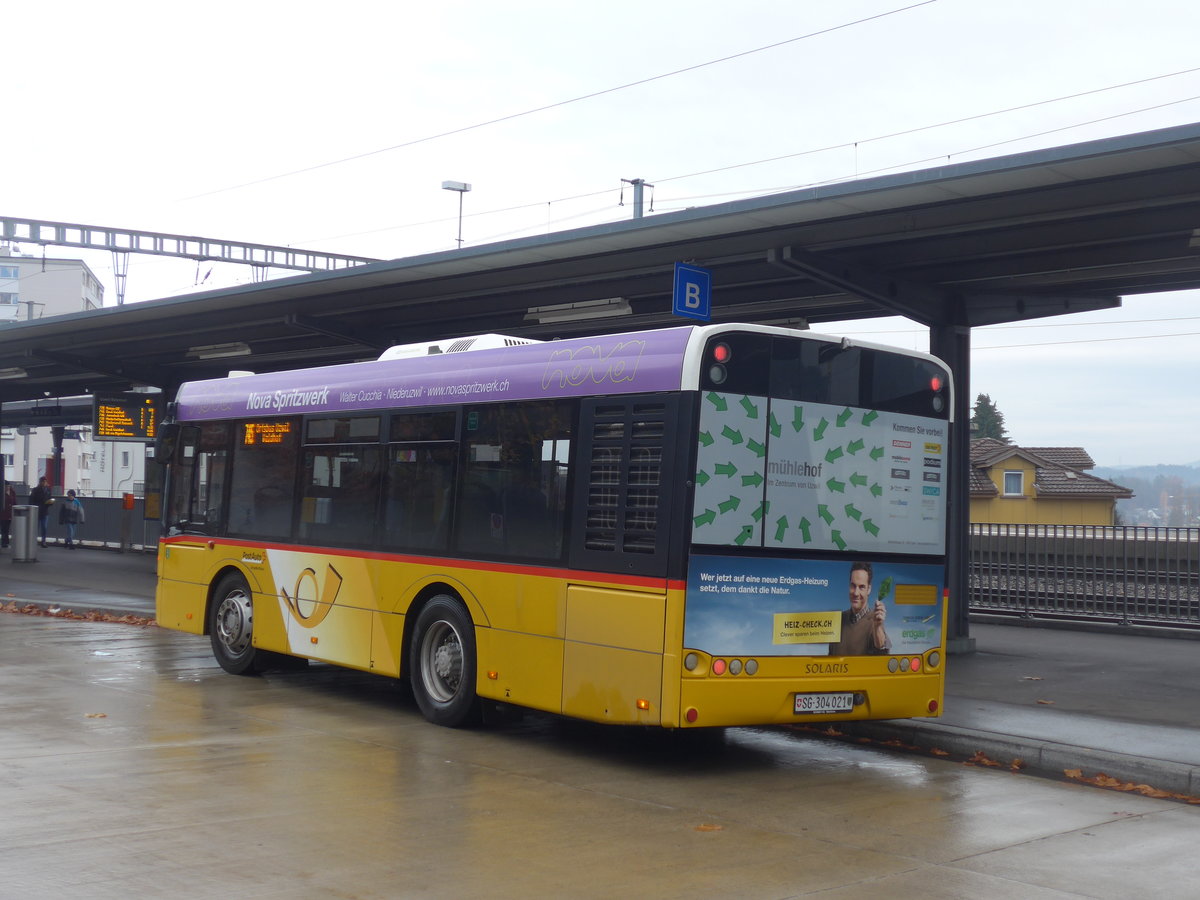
970,439,1133,526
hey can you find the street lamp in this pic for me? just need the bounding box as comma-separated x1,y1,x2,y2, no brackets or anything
441,180,472,249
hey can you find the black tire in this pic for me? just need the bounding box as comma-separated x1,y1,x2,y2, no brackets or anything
410,594,480,727
208,572,262,676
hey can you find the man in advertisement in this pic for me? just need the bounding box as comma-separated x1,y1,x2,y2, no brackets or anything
828,561,891,655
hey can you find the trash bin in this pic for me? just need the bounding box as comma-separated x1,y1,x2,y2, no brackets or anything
12,505,37,563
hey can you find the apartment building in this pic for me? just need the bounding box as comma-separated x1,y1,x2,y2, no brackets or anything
1,246,148,496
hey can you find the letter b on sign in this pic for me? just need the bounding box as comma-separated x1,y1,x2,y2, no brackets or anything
673,262,711,321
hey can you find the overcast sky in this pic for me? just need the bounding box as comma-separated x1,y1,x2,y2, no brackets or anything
5,0,1199,467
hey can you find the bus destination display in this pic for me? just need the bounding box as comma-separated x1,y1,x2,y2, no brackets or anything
94,394,159,441
243,421,293,445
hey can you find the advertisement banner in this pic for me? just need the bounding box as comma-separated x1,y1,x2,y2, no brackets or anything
692,394,947,554
684,554,944,658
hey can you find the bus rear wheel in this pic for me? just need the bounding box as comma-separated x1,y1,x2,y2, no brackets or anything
411,595,480,727
209,573,262,675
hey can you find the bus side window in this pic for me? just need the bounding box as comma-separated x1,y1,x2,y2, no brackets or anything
228,419,299,539
456,402,572,560
299,446,383,547
382,444,456,551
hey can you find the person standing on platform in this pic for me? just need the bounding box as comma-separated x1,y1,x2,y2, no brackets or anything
30,476,54,548
0,482,15,549
58,489,85,549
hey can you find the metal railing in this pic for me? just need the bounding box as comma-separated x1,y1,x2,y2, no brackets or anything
13,493,160,552
970,524,1200,628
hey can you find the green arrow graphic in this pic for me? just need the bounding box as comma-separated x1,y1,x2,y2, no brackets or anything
693,509,716,527
721,425,744,445
870,446,884,461
863,518,880,537
769,412,782,438
792,407,805,433
714,462,737,477
735,526,754,546
740,396,759,418
741,472,764,487
705,392,728,411
818,504,834,525
798,516,812,543
825,446,844,463
844,503,862,521
849,472,867,488
695,470,710,486
718,495,741,514
862,410,879,426
836,407,853,427
752,500,769,522
698,430,714,447
813,418,828,441
870,482,882,497
747,439,766,459
847,437,865,455
774,515,789,543
831,529,847,551
826,477,846,493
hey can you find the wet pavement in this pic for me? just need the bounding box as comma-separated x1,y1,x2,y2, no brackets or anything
4,609,1200,899
4,541,1199,798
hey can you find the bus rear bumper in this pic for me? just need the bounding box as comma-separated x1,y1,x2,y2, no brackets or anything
677,672,944,728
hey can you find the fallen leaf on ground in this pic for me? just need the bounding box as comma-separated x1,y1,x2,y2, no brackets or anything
694,824,724,832
1036,699,1055,705
1,602,155,627
1063,770,1200,804
967,750,1002,768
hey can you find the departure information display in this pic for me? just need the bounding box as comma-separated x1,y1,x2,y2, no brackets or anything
93,394,159,441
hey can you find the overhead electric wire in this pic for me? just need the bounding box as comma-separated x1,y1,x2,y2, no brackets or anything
974,331,1200,350
304,67,1200,249
649,65,1200,187
183,2,937,201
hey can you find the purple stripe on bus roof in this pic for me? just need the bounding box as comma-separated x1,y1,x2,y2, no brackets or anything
176,326,696,421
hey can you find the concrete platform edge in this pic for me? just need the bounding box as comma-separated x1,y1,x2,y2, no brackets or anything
831,719,1200,797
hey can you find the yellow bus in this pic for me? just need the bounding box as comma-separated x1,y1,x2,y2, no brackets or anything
155,323,952,728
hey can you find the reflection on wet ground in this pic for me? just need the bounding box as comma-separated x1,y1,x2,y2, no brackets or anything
3,614,1198,899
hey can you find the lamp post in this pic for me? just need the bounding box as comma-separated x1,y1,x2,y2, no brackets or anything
441,180,472,249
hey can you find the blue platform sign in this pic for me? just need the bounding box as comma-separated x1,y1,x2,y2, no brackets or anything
673,262,712,321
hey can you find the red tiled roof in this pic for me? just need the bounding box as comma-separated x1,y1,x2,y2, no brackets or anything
1024,447,1096,469
969,439,1133,499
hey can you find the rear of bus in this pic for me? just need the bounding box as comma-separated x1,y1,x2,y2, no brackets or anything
675,326,951,728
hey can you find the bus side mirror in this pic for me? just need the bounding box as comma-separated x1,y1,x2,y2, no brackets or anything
154,423,182,464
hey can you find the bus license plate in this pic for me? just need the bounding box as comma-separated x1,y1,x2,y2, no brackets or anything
794,692,854,715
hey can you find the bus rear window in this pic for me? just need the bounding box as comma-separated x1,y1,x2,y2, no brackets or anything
700,333,948,419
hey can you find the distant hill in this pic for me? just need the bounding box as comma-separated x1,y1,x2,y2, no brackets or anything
1094,464,1200,487
1095,464,1200,526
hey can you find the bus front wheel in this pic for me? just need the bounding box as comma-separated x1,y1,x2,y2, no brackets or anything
209,573,262,676
411,595,480,727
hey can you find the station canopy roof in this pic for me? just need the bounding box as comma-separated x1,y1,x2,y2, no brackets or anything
3,121,1200,405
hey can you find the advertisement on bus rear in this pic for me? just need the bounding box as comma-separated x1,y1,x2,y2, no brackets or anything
684,554,944,658
691,393,947,555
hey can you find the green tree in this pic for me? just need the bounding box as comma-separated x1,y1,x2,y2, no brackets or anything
971,393,1010,442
